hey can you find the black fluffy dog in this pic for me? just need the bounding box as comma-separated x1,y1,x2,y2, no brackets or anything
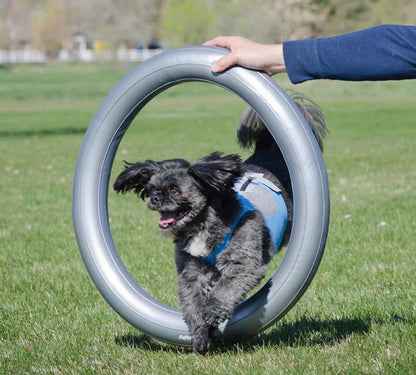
113,95,327,352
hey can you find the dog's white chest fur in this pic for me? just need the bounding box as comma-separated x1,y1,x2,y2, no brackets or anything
186,231,211,257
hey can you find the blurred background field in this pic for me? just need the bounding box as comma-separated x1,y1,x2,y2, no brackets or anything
0,62,415,374
1,0,415,64
1,0,415,373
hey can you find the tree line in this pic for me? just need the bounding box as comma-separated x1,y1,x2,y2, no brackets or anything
0,0,414,54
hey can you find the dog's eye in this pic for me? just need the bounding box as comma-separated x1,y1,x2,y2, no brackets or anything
168,186,180,196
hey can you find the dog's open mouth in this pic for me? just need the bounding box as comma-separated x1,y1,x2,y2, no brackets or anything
158,210,190,229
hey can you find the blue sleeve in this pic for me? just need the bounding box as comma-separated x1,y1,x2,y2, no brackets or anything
283,24,416,84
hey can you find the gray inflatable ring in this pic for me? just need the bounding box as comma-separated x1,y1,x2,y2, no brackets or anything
73,46,330,346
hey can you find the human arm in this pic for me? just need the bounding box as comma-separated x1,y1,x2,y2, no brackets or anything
204,25,416,83
283,24,416,83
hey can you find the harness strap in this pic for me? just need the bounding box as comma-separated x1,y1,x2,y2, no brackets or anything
203,173,288,267
203,195,255,267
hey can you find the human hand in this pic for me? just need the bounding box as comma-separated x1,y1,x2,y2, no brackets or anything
203,36,286,75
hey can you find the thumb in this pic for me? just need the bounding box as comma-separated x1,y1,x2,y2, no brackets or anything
211,53,238,73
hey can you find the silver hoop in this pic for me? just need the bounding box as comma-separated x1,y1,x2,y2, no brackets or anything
73,46,330,346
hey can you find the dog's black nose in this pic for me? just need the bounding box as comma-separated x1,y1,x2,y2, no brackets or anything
150,195,160,205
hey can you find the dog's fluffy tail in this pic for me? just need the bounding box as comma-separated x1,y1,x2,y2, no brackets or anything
237,92,328,152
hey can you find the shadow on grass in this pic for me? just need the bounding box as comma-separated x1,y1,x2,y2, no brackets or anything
0,127,86,138
115,313,414,354
115,333,192,353
250,316,369,348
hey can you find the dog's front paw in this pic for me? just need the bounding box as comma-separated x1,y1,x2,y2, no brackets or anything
202,303,232,326
192,327,215,354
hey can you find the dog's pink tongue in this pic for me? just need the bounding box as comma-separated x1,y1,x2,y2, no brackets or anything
159,213,176,227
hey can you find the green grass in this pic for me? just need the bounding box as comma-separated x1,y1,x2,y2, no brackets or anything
0,62,415,374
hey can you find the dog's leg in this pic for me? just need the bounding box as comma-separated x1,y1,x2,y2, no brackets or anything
202,212,271,326
202,262,267,326
177,257,220,353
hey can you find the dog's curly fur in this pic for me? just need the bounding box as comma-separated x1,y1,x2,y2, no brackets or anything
113,94,328,353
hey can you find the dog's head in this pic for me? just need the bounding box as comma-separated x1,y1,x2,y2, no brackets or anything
113,152,243,236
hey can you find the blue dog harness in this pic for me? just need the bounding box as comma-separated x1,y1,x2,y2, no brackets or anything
203,194,256,266
203,173,288,266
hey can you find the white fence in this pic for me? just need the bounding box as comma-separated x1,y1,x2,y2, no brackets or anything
0,48,163,64
0,50,47,64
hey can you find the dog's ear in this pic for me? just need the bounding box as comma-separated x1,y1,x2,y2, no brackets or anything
113,160,161,199
189,152,243,193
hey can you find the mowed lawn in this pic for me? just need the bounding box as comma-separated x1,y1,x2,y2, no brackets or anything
0,62,415,374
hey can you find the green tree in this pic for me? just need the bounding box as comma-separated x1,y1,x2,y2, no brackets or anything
2,0,37,48
310,0,416,36
214,0,324,42
159,0,218,47
33,0,69,55
367,0,416,26
0,5,10,48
